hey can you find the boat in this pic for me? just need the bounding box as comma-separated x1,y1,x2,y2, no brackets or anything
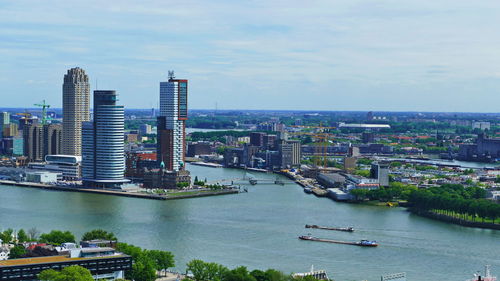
467,265,497,281
305,224,354,232
303,188,313,194
357,240,378,247
298,235,378,247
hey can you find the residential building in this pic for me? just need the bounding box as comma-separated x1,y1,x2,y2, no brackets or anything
370,162,390,187
157,71,188,171
361,131,375,143
0,112,9,139
23,124,43,162
1,137,23,156
279,140,301,169
62,67,90,156
250,132,266,147
472,121,491,131
139,124,152,136
23,124,62,162
187,142,212,157
3,123,19,138
43,124,62,156
82,90,127,188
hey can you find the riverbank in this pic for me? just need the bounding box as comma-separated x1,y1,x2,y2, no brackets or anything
409,209,500,230
0,180,238,201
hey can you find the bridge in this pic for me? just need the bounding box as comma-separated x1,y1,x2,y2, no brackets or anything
207,173,293,186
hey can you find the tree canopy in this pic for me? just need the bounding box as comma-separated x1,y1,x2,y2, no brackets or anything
38,265,94,281
39,230,76,245
81,229,117,242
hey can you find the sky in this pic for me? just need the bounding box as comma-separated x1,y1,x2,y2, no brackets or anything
1,0,500,112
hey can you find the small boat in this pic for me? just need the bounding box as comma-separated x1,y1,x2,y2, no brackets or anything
303,188,313,194
305,224,354,232
467,265,497,281
299,235,314,241
357,240,378,247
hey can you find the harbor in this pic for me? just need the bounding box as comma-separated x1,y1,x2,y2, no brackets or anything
0,163,498,281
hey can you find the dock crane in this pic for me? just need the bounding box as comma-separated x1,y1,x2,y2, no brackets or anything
34,100,50,125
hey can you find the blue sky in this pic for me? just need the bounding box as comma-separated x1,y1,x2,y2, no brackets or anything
1,0,500,112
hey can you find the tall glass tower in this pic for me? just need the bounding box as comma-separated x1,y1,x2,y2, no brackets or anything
157,71,188,171
82,90,127,188
62,67,90,156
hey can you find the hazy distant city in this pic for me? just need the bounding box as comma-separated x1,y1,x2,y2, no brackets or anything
1,1,500,281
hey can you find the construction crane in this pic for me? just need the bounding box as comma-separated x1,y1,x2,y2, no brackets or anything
34,100,50,125
288,123,336,168
15,112,32,125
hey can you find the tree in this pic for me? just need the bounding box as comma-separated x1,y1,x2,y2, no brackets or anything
81,229,117,242
186,259,229,281
27,227,40,241
0,228,14,244
39,230,75,245
17,229,29,243
131,255,156,281
145,249,175,275
38,265,94,281
224,266,257,281
8,245,26,259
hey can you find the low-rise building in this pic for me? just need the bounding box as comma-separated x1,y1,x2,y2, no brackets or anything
25,171,61,183
143,169,191,189
27,155,81,180
0,252,131,280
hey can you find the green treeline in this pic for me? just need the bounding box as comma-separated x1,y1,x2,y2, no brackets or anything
185,259,323,281
408,184,500,223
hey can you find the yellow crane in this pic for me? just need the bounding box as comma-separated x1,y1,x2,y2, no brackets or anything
15,112,32,125
289,123,336,167
34,100,51,125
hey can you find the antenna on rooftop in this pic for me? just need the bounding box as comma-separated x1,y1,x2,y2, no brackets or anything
168,70,175,80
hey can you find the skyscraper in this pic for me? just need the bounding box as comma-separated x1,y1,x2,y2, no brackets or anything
0,112,10,139
62,67,90,156
157,71,188,171
82,90,127,188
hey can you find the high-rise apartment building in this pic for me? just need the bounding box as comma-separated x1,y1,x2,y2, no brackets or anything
157,72,188,171
82,90,127,188
22,123,62,162
0,112,10,139
62,67,90,156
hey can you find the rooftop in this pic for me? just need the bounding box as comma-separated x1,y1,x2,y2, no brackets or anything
0,254,128,267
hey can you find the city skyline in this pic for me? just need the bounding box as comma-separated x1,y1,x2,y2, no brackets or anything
1,1,500,112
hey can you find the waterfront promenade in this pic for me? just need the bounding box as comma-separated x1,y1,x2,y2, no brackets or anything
0,179,238,200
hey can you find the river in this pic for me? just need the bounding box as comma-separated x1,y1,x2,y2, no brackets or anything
0,164,499,281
